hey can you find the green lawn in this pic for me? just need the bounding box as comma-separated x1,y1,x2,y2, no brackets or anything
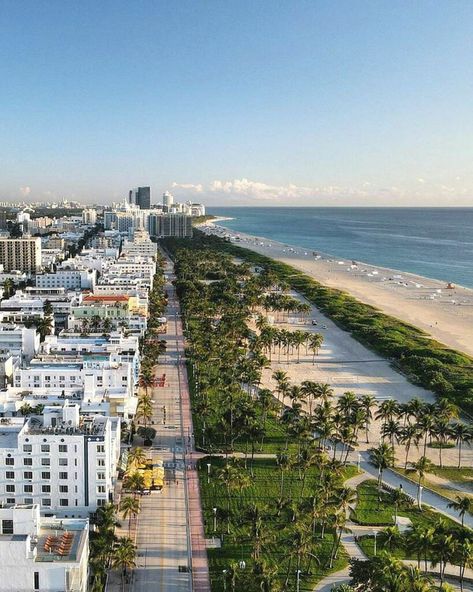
354,480,464,560
199,457,358,591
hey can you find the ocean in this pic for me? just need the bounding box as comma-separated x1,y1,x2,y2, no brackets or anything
208,207,473,289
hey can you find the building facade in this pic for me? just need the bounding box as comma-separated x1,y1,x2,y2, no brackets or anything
0,238,41,273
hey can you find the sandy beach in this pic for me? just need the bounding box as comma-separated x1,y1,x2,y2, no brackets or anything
200,219,473,358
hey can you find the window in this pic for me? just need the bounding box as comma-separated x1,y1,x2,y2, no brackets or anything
97,472,105,480
5,458,14,466
97,485,106,493
23,444,32,452
97,445,105,453
59,499,69,507
24,498,33,505
24,485,33,493
41,444,50,453
59,485,68,493
34,572,39,591
24,471,33,480
23,458,32,466
59,472,68,480
59,444,68,453
1,520,13,535
6,484,15,493
41,471,50,480
97,498,106,507
41,458,50,466
97,459,105,467
6,498,15,504
41,499,51,507
6,471,14,479
45,376,50,381
59,458,68,466
41,485,51,493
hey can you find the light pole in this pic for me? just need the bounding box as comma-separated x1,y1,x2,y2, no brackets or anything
207,463,211,484
213,507,217,532
357,453,361,471
296,569,302,592
372,530,378,556
418,485,423,510
222,569,227,592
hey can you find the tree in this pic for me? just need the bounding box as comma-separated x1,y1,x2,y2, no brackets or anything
410,456,434,508
136,426,156,446
127,446,147,467
111,537,136,591
369,442,395,487
308,333,324,364
389,488,408,523
119,496,141,536
447,495,472,527
451,422,473,468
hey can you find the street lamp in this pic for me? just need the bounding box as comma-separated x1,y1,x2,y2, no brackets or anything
222,569,227,592
213,507,217,532
296,569,302,592
357,453,361,471
372,530,378,556
418,485,423,510
207,463,211,484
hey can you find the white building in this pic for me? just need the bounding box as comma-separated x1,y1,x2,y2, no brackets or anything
81,209,97,225
35,269,96,291
0,325,40,361
0,504,89,592
0,404,120,515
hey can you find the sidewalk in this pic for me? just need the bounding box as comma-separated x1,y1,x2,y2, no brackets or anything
164,252,211,592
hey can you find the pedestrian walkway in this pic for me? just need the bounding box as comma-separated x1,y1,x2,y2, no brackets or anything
162,251,211,592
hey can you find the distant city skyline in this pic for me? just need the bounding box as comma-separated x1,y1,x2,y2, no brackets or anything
2,1,473,207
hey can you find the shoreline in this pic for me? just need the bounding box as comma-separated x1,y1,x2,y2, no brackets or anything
199,222,473,358
213,216,473,292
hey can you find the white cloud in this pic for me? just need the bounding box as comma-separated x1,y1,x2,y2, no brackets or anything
19,186,31,197
417,178,426,184
170,178,373,203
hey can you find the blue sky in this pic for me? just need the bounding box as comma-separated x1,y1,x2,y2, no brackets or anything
1,1,473,206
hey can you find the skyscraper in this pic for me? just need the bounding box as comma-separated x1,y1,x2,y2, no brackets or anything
128,186,151,210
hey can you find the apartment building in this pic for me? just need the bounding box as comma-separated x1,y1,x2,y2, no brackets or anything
0,404,120,515
0,237,42,273
0,504,89,592
35,269,96,291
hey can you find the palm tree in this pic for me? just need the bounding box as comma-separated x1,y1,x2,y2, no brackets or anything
447,495,472,527
407,523,435,571
119,496,141,536
360,394,376,443
111,537,136,591
276,451,291,497
451,422,473,468
432,418,453,468
316,383,334,403
300,380,319,416
399,424,421,469
272,369,289,402
458,539,473,592
383,525,402,550
411,456,434,508
369,442,395,487
308,333,324,364
127,446,147,468
389,488,408,523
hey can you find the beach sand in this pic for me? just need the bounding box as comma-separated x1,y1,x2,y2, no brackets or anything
201,220,473,358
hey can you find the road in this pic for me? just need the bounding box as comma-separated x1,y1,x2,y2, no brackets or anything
131,257,192,592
